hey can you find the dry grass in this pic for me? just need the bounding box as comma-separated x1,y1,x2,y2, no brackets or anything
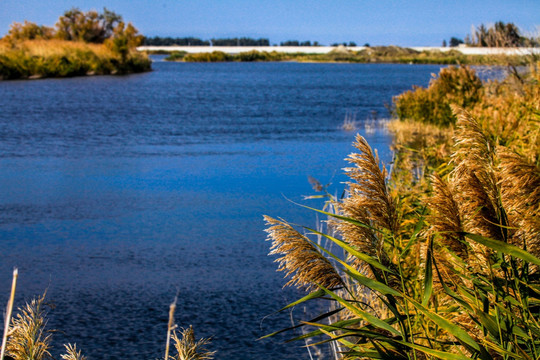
0,38,150,79
170,326,215,360
6,294,51,360
264,215,343,291
60,344,86,360
1,39,113,58
265,63,540,359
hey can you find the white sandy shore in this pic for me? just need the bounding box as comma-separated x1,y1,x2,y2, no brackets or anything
137,45,540,55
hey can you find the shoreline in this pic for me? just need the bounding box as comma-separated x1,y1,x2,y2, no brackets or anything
138,45,540,56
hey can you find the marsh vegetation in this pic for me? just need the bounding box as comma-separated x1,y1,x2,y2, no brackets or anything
164,46,536,65
0,8,151,80
265,62,540,359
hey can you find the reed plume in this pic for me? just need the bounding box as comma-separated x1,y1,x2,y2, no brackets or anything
427,174,470,289
428,174,467,256
497,147,540,258
264,216,343,291
60,344,86,360
6,294,51,360
450,106,506,246
170,326,215,360
343,135,399,234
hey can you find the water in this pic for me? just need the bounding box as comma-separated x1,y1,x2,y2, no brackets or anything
0,61,441,359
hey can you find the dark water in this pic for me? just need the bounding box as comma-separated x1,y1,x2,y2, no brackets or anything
0,61,441,359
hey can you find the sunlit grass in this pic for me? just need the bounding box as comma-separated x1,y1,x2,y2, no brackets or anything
0,39,151,79
264,61,540,359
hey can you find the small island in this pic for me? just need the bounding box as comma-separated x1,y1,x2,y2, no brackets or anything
0,8,151,80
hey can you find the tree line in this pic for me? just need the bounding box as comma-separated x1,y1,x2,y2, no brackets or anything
143,36,270,46
142,37,360,47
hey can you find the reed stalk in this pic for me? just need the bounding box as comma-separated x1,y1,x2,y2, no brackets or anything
0,268,18,360
165,296,177,360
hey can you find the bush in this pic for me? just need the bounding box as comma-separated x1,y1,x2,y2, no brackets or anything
183,51,232,62
393,65,483,126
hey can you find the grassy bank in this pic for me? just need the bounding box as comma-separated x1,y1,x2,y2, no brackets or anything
163,46,535,65
0,39,151,80
265,62,540,358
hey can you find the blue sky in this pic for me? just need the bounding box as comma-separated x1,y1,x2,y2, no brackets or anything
1,0,539,46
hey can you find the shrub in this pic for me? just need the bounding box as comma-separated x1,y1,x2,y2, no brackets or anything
393,65,483,126
183,51,232,62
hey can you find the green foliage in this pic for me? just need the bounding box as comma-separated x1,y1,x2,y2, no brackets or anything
55,7,122,43
0,41,151,79
165,51,188,61
171,46,531,65
393,66,483,126
104,21,144,60
0,8,150,79
6,21,54,41
234,50,284,62
183,51,233,62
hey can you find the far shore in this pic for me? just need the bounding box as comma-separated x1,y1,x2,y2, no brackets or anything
137,45,540,56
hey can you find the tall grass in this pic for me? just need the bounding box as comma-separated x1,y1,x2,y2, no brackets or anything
264,62,540,359
0,39,151,79
1,281,215,360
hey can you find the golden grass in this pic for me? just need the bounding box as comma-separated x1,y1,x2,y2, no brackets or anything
264,215,343,291
0,38,151,79
170,326,215,360
60,344,87,360
6,294,51,360
2,39,113,57
264,62,540,359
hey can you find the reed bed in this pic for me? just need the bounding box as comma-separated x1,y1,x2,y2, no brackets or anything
0,39,151,79
264,61,540,359
165,46,535,65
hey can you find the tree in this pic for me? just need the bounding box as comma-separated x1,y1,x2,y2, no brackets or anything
5,21,54,41
55,7,122,43
105,21,143,60
442,39,447,47
449,37,464,47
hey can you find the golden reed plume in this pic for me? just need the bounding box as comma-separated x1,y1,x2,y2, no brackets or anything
264,216,343,291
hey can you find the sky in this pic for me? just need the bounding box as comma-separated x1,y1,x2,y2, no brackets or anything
1,0,539,46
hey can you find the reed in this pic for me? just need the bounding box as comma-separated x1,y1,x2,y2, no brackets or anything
60,344,86,360
5,294,52,360
170,326,215,360
0,269,18,360
0,39,150,79
264,61,540,359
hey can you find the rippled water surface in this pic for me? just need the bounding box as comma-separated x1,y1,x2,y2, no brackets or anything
0,61,442,359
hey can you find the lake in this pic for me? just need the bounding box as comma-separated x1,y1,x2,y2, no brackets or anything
0,61,442,359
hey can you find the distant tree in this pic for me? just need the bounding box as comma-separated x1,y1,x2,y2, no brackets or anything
5,21,54,41
313,41,320,46
211,37,269,46
364,43,370,47
348,41,357,47
55,7,122,43
105,21,143,62
105,21,144,60
281,40,300,46
466,22,537,47
449,37,464,47
442,39,447,47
